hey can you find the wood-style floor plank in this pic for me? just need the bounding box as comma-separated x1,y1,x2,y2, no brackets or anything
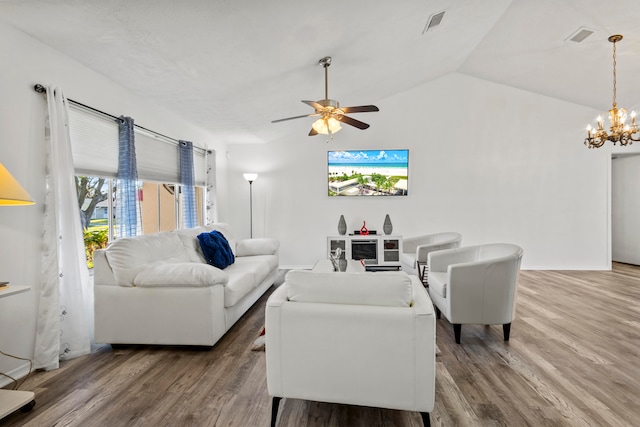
3,263,640,426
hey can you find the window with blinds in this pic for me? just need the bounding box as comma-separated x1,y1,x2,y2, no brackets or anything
68,103,206,266
68,106,207,185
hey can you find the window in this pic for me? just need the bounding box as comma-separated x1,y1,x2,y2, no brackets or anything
69,105,207,267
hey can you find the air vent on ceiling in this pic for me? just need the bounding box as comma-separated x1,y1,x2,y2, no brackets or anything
423,10,446,34
566,27,595,43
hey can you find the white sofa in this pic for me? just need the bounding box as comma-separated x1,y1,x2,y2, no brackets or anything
93,223,279,347
266,269,436,426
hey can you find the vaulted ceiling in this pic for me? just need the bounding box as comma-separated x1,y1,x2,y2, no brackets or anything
2,0,639,145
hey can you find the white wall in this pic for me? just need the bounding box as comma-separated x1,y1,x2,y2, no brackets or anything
227,72,611,270
612,154,640,265
0,21,227,382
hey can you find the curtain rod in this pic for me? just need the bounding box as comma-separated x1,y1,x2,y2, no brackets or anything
33,83,208,154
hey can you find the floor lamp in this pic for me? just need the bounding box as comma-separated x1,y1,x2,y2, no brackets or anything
243,173,258,238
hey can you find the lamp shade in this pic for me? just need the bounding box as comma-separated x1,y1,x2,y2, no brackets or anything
243,173,258,183
312,117,342,135
0,163,34,206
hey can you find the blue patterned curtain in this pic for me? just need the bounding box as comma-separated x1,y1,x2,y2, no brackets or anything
116,116,141,237
179,140,197,228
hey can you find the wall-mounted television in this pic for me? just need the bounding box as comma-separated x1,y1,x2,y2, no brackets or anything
328,149,408,196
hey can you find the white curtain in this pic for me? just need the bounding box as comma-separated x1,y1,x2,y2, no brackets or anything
35,86,92,371
205,149,217,224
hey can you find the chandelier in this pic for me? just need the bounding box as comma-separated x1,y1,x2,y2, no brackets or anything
585,34,640,148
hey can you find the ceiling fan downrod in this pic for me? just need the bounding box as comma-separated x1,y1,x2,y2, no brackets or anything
319,56,331,101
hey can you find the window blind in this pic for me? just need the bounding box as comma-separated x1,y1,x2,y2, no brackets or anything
68,104,207,185
68,106,119,177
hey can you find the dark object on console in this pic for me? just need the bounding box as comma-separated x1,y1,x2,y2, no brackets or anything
353,230,377,235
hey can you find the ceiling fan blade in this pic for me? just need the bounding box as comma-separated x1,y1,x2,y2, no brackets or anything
302,100,327,111
271,114,315,123
309,128,319,136
340,105,379,114
335,114,370,130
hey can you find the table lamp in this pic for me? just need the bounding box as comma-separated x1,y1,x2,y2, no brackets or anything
0,163,34,206
0,162,34,288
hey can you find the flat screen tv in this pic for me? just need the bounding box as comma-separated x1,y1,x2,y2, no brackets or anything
328,149,408,196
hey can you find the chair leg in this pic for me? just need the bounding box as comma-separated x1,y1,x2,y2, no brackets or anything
420,411,431,427
271,396,282,427
417,261,429,287
503,323,511,341
453,324,462,344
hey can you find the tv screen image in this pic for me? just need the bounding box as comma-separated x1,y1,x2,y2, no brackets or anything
327,149,408,196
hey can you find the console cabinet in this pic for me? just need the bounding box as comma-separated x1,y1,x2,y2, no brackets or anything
327,235,402,270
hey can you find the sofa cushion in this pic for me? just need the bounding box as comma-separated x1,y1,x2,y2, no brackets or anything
285,270,413,307
105,231,190,286
231,256,277,286
224,271,256,307
134,263,229,287
197,230,235,269
428,272,447,298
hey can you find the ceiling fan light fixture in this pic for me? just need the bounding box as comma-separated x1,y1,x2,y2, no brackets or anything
272,56,378,137
312,117,342,135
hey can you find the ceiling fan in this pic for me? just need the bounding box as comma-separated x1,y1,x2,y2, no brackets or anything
272,56,379,137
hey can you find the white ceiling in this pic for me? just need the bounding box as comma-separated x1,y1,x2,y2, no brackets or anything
2,0,640,145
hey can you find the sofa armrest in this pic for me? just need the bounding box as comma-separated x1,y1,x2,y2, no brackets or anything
266,283,287,308
428,246,478,273
236,238,279,256
94,249,117,287
402,236,426,253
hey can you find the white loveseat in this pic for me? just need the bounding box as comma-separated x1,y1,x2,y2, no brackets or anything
93,223,279,347
266,269,436,426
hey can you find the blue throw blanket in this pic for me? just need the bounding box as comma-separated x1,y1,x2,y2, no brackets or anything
197,230,235,269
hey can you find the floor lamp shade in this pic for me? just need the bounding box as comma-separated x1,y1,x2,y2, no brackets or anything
0,163,34,206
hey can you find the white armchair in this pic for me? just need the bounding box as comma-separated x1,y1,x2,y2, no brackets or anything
265,270,436,426
400,232,462,286
427,243,523,344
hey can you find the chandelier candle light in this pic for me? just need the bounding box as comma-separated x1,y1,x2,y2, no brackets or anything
585,34,640,148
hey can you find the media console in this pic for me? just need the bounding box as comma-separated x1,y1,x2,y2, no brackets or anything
327,235,402,271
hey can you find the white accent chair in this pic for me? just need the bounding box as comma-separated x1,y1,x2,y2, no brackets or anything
427,243,523,344
265,269,436,427
400,232,462,286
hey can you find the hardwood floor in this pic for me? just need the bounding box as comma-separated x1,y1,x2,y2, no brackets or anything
3,263,640,426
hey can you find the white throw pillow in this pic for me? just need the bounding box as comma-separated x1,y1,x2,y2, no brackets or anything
105,231,190,286
175,225,215,263
134,263,229,287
